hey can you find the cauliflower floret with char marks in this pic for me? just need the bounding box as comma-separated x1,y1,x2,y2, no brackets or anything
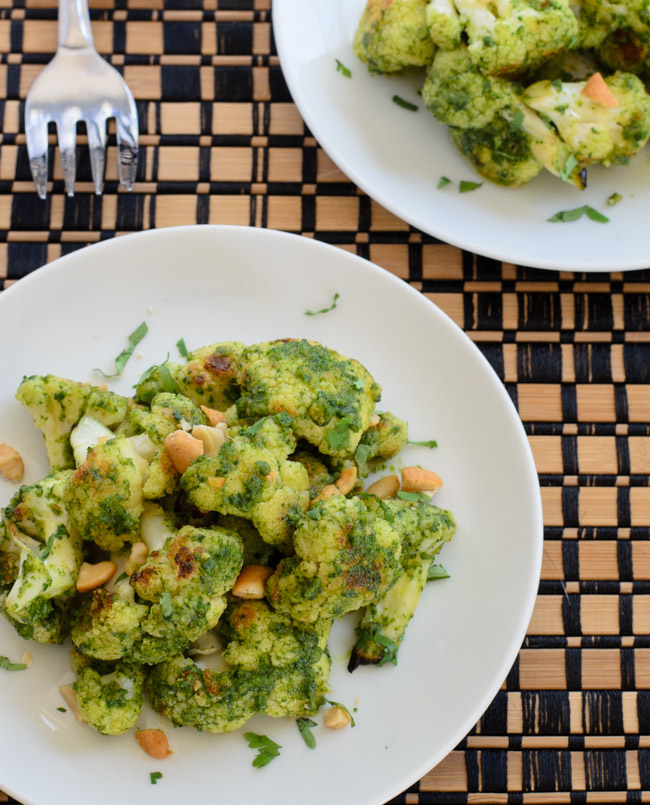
145,599,331,732
354,0,436,74
265,494,402,623
522,71,650,165
75,657,146,735
236,340,381,459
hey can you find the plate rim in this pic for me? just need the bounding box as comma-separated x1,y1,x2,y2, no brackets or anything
272,0,650,273
0,225,544,805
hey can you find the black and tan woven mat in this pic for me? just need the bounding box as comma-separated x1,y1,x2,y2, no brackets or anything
1,1,650,802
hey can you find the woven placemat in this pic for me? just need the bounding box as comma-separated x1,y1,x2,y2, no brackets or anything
1,1,650,803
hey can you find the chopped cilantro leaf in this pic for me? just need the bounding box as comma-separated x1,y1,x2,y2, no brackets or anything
39,525,65,561
437,176,451,189
607,193,622,207
373,632,399,666
244,732,281,768
159,592,173,618
509,109,524,133
296,718,317,749
326,700,356,727
548,205,609,224
392,95,418,111
150,772,163,785
558,154,578,183
427,563,451,581
335,59,351,78
353,378,366,391
397,490,430,503
326,417,352,451
305,292,340,317
114,572,128,584
0,656,28,671
95,321,148,379
354,443,372,471
176,338,189,359
407,439,438,449
56,707,67,713
460,181,482,193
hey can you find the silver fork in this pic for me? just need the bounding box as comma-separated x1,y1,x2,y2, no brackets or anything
25,0,139,199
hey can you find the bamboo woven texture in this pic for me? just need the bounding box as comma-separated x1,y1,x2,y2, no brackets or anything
1,1,650,802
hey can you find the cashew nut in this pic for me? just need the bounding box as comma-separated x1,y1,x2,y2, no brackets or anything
232,565,274,599
76,561,118,593
401,467,443,495
366,474,400,499
136,728,172,759
191,424,225,457
164,430,204,474
370,413,381,427
312,484,338,504
335,466,357,495
324,706,352,730
200,406,227,427
125,542,149,576
0,443,24,482
59,684,84,722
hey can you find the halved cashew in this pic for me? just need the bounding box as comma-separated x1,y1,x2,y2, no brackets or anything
582,72,617,107
366,474,400,499
59,684,84,722
0,443,24,482
191,424,225,457
370,413,380,427
164,430,204,474
21,651,32,668
401,467,443,495
324,706,351,730
267,470,278,483
136,728,172,759
125,542,149,576
200,405,227,427
312,484,338,504
335,466,357,495
208,476,226,491
76,561,118,593
232,565,274,599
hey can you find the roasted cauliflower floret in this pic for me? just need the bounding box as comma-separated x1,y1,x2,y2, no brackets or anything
291,451,336,500
354,0,435,73
236,340,381,459
75,658,146,735
266,494,402,623
0,521,19,589
522,71,650,165
15,375,130,470
64,437,148,552
217,515,275,566
146,599,331,732
350,497,456,668
175,342,244,409
356,412,409,468
181,419,309,552
572,0,650,49
427,0,578,76
130,392,207,445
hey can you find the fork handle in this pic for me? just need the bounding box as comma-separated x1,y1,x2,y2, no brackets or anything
58,0,94,48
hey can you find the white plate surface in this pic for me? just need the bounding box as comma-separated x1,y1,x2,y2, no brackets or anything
0,226,542,805
273,0,650,272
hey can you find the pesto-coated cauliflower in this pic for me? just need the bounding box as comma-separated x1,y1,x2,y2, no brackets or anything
64,437,148,552
572,0,650,49
146,599,331,732
181,415,309,553
15,375,130,469
427,0,579,76
522,71,650,165
350,497,456,668
354,0,436,73
236,340,381,459
75,658,146,735
356,412,409,469
266,494,402,623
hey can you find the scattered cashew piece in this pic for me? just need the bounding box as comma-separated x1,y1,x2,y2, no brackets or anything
312,484,338,504
232,565,274,599
59,684,84,722
335,466,357,495
370,413,380,427
324,706,352,730
136,729,173,759
208,476,226,491
21,651,32,668
366,474,400,499
200,406,227,426
582,72,618,107
76,561,118,593
125,542,149,577
191,424,226,457
164,430,204,474
401,467,443,495
0,443,24,482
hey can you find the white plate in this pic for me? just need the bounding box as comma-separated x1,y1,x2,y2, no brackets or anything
273,0,650,272
0,226,542,805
